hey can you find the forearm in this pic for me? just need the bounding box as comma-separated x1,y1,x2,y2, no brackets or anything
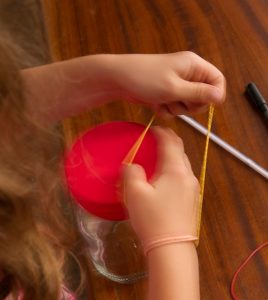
21,55,119,124
147,243,199,300
20,52,225,125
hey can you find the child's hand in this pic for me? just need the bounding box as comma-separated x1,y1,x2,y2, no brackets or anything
23,51,225,123
113,52,225,116
121,127,199,242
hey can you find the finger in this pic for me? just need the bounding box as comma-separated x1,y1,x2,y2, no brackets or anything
166,102,208,116
183,153,194,175
175,80,224,106
185,102,208,114
157,104,175,119
151,126,186,176
121,163,147,187
167,129,195,175
120,164,147,205
176,52,226,101
164,128,195,174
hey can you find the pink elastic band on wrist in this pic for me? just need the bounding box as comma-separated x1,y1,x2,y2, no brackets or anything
143,235,198,256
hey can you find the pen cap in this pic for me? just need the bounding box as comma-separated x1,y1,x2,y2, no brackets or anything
64,121,158,221
246,82,268,110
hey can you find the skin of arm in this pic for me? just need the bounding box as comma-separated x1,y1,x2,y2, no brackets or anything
21,52,225,124
21,55,120,124
148,243,199,300
122,127,201,300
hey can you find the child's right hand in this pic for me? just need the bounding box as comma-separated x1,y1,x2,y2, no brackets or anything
111,52,225,116
121,127,200,243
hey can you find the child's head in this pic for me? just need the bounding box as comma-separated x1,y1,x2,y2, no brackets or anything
0,32,88,300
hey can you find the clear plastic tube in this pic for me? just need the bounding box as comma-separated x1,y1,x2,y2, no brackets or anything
179,115,268,180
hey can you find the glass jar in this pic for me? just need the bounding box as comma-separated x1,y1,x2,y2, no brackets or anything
64,121,157,283
77,207,146,283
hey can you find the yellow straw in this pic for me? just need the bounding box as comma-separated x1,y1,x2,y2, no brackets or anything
195,105,214,246
122,114,156,165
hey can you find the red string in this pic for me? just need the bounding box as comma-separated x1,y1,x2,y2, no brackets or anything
230,241,268,299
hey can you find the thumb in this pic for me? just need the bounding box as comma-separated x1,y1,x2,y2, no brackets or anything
120,164,147,206
121,163,147,186
177,80,223,105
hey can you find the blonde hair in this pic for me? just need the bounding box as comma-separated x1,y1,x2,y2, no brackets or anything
0,32,90,299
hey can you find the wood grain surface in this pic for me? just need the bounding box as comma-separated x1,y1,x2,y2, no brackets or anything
42,1,268,299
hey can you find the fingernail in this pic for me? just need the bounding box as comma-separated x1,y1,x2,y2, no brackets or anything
211,87,223,103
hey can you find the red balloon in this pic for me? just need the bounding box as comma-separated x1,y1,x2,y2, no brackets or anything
64,121,158,220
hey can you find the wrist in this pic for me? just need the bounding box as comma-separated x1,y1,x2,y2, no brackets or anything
147,242,200,300
147,241,197,261
84,54,120,90
143,235,198,256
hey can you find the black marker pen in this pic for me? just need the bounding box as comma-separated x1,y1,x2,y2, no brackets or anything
245,82,268,120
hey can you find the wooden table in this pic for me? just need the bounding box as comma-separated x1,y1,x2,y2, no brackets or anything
42,1,268,299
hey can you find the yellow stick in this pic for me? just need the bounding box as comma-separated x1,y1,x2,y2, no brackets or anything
122,114,156,165
195,105,214,246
